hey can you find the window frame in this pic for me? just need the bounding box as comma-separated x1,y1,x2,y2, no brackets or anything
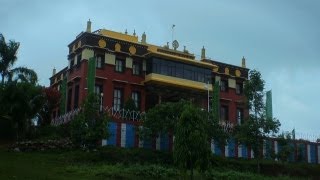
220,80,228,92
96,54,104,69
115,58,125,73
132,60,142,75
73,84,80,109
131,91,141,110
220,105,229,121
236,108,244,125
236,82,243,95
113,88,123,111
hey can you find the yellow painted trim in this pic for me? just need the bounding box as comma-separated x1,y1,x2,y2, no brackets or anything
99,29,138,43
213,66,219,72
235,69,241,77
98,39,106,48
129,46,136,55
144,73,212,91
147,45,158,53
77,41,82,48
225,67,229,75
115,43,121,52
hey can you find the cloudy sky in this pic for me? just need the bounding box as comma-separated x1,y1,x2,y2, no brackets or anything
1,0,319,137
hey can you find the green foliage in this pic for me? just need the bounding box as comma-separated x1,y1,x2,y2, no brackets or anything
0,34,37,85
174,103,211,176
124,98,138,111
235,69,281,172
0,82,45,140
277,132,294,162
244,69,265,117
143,100,228,178
38,87,61,127
1,146,319,179
142,100,186,137
70,93,109,149
210,81,228,149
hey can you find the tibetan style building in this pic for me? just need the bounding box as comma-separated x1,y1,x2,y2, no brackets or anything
49,21,320,163
50,20,249,126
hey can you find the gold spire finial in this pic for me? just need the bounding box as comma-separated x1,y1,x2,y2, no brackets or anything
242,56,246,68
52,67,56,76
86,19,91,33
141,32,146,44
201,46,206,59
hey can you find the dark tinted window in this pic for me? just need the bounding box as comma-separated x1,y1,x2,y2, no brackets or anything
146,57,211,83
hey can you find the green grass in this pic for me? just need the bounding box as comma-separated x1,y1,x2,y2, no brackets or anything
0,146,315,180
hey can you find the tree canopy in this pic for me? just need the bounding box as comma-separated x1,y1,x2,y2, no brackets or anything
0,34,37,85
174,103,211,179
234,69,280,172
70,93,109,149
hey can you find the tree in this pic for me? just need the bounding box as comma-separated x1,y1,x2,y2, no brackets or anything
38,87,61,126
277,132,294,163
0,33,37,85
0,82,44,140
210,81,229,150
235,69,280,173
174,103,211,179
70,93,109,149
124,98,138,111
142,100,186,137
142,100,226,178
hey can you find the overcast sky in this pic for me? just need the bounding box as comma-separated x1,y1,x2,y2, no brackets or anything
1,0,319,138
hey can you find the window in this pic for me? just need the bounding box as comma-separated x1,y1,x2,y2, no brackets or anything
146,58,212,83
76,54,81,65
220,105,229,121
236,83,243,95
220,80,228,92
131,91,141,110
237,108,244,125
113,89,123,110
67,88,72,112
115,58,125,72
132,61,141,75
94,84,103,96
74,85,79,109
70,58,75,68
95,84,103,110
96,54,104,68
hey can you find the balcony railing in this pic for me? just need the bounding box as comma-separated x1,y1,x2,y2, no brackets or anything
51,107,145,126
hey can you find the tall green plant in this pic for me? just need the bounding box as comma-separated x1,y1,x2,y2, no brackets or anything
70,93,109,149
277,132,294,162
0,82,44,140
210,81,228,150
174,103,211,179
0,34,37,85
235,69,280,173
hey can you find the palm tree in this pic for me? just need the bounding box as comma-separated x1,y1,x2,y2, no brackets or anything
0,33,37,85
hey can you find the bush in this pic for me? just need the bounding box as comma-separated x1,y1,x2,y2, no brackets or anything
210,155,320,179
97,146,173,165
70,93,109,149
26,124,70,140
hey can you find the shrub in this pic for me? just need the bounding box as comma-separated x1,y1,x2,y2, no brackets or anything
70,93,109,149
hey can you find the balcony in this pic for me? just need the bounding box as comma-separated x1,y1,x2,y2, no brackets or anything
144,73,212,92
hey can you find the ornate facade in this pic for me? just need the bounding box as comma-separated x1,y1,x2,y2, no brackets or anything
50,20,249,126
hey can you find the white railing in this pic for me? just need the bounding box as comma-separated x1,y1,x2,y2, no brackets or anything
51,108,81,126
51,107,145,126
